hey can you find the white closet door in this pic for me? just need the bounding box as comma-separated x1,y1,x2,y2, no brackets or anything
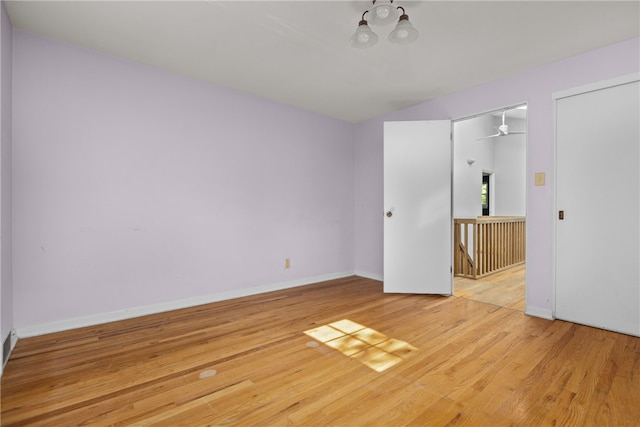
555,77,639,336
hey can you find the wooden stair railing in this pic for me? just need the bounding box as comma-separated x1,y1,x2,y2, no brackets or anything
454,216,525,279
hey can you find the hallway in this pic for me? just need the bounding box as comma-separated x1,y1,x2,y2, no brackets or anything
454,264,525,311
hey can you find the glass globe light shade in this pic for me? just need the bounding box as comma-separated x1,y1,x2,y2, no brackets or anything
389,18,419,45
368,0,398,26
350,21,378,49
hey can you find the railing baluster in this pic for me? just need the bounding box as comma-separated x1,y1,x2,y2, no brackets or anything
453,216,525,279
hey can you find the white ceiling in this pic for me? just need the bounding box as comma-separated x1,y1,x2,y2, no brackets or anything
5,1,639,123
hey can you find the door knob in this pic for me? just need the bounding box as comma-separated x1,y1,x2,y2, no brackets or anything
386,211,393,217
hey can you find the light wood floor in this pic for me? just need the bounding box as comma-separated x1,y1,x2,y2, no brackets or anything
2,275,639,426
454,264,526,311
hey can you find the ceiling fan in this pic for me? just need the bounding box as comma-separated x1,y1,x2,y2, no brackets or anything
476,110,527,141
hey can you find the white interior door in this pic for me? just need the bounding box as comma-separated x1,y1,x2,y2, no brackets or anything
384,120,452,294
555,76,640,336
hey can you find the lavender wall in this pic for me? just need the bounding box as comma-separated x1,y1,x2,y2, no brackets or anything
12,31,354,331
9,29,640,333
0,2,13,353
354,37,640,316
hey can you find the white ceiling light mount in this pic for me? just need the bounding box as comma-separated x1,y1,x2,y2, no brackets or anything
351,1,418,49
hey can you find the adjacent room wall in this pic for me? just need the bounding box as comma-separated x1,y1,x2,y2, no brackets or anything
354,37,640,318
453,115,495,218
493,126,526,216
12,31,355,333
0,1,13,368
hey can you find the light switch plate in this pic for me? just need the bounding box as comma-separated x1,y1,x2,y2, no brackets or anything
535,172,545,186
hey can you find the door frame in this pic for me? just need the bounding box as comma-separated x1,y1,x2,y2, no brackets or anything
482,171,495,216
551,72,640,321
451,102,528,309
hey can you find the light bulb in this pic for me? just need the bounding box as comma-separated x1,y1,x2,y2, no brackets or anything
358,33,372,43
368,0,398,25
396,29,409,39
375,6,391,19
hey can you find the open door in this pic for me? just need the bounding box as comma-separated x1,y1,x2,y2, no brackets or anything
383,120,452,294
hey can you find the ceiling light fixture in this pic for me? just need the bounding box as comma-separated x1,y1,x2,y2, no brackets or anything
368,0,398,26
388,7,419,45
350,11,379,49
351,1,418,49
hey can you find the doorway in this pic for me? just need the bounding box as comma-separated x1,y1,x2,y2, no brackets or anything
452,105,527,310
482,173,491,216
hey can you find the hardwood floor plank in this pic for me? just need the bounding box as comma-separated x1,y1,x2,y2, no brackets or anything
2,276,638,426
455,264,525,310
131,379,255,426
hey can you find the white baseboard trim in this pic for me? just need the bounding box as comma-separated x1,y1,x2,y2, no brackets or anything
354,270,383,282
525,305,554,320
16,271,355,338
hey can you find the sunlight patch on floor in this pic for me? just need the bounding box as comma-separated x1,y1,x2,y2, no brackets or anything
304,319,417,372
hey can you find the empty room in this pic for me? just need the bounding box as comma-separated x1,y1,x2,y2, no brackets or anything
1,1,639,426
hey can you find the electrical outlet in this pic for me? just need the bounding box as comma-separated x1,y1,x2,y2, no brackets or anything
285,258,291,269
